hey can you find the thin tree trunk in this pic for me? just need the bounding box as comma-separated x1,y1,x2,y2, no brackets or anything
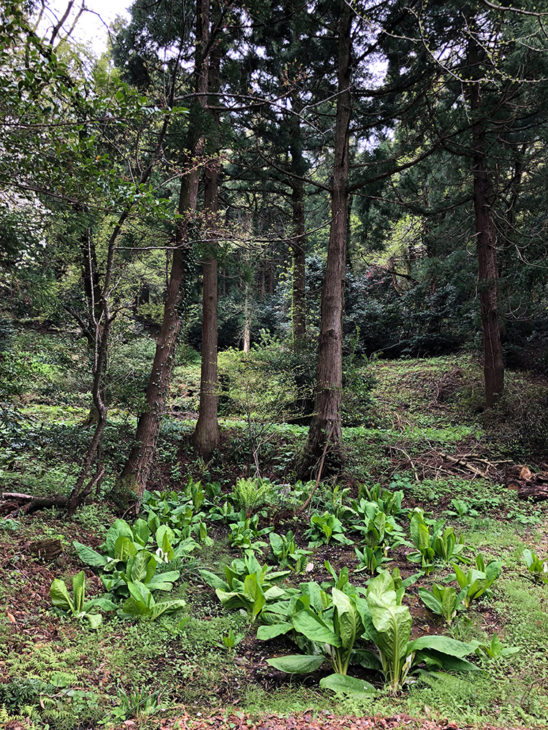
301,0,352,475
289,94,307,346
468,44,504,407
243,281,251,353
193,169,220,456
291,178,306,345
117,0,210,498
193,32,221,457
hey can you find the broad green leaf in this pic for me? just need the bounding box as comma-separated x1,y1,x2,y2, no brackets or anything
319,673,375,697
114,535,138,561
126,551,157,584
264,585,286,601
132,518,150,546
106,519,133,555
257,623,293,640
73,541,107,568
84,613,102,630
270,532,283,557
367,591,412,665
408,635,478,658
416,650,481,673
85,596,117,611
267,654,325,674
149,599,186,621
199,569,228,590
127,580,154,610
418,588,442,616
72,571,85,613
50,578,74,612
332,588,358,650
292,609,341,647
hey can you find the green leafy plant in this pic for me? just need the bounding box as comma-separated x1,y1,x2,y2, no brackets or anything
474,634,520,660
269,531,312,574
220,628,245,651
49,571,115,629
258,571,479,696
446,498,479,518
119,581,186,621
451,554,503,608
200,552,288,623
305,512,353,547
358,483,405,517
231,477,274,516
109,687,162,722
362,571,480,694
228,514,272,550
258,581,375,697
354,545,390,575
418,584,459,624
407,509,468,574
522,549,548,584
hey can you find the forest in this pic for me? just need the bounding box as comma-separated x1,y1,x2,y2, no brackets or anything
0,0,547,728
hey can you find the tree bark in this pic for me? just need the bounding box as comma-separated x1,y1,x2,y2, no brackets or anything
289,96,307,346
193,168,220,456
117,0,210,499
468,48,504,407
301,0,352,475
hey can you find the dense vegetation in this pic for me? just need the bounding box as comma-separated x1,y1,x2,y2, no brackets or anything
0,1,547,729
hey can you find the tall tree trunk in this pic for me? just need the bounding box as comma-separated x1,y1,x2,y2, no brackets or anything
117,0,210,499
291,179,307,346
193,169,220,456
289,95,307,346
301,0,352,475
193,33,221,457
243,281,251,353
468,43,504,407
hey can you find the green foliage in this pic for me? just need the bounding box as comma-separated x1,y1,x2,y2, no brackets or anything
49,571,114,629
364,572,480,694
418,584,460,624
200,552,289,623
259,580,374,682
474,634,520,661
305,512,354,547
408,509,468,574
120,581,186,621
354,545,390,575
269,532,312,574
522,549,548,584
358,483,405,517
446,498,479,518
228,514,272,550
452,554,503,608
232,477,274,516
110,686,163,722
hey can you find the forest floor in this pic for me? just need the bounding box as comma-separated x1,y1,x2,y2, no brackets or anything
0,351,547,730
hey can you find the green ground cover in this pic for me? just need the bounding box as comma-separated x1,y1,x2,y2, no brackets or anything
0,348,546,729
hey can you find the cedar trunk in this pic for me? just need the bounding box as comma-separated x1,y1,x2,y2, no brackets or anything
117,0,210,498
301,1,352,474
291,178,307,345
193,168,220,456
469,69,504,406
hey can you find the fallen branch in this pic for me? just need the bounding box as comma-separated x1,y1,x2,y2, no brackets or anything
389,445,419,482
439,452,489,479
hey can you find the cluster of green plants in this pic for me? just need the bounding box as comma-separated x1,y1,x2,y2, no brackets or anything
254,568,487,697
